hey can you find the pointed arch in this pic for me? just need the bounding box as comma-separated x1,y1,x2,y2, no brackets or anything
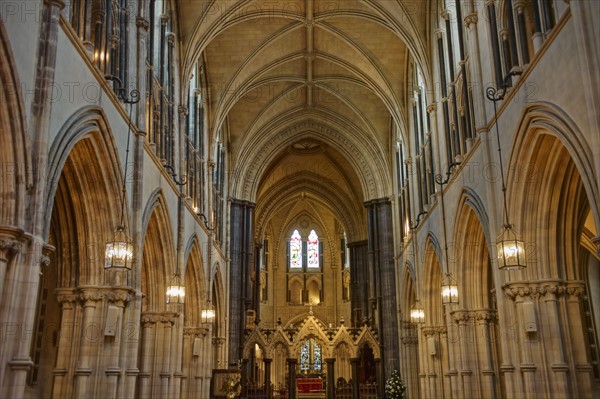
47,114,124,285
183,236,206,326
212,263,226,339
45,106,125,239
422,235,443,325
509,103,599,280
452,190,494,310
509,102,600,250
0,20,30,228
140,190,175,312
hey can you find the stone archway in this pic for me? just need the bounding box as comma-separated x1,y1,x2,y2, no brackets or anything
137,191,177,399
501,105,600,398
31,129,126,399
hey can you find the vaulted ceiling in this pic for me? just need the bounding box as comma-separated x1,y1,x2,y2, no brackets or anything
177,0,431,240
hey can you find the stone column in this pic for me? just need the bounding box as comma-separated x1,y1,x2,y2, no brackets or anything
181,329,194,399
74,289,103,397
374,358,383,399
104,289,131,399
565,284,593,398
505,287,537,398
122,8,149,398
287,358,298,399
365,199,399,378
0,228,23,303
51,290,78,399
202,326,213,399
350,358,360,399
138,315,157,399
241,358,249,395
160,316,175,399
325,358,335,399
264,358,272,399
228,199,255,364
1,1,65,397
422,327,440,398
473,311,497,399
541,284,569,398
348,241,368,326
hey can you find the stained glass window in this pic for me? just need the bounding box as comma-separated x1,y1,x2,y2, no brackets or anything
300,340,310,371
307,230,319,268
313,340,322,371
290,230,302,269
299,338,322,372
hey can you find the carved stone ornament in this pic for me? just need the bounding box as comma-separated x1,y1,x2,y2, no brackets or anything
136,17,150,31
464,13,479,28
0,238,21,261
79,290,104,303
503,280,576,301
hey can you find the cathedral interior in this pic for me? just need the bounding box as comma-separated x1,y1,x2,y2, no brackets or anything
0,0,599,398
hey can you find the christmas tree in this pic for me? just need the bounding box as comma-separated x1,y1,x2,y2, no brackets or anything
384,369,406,399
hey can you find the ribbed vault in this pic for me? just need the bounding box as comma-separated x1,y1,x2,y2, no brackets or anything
177,0,430,207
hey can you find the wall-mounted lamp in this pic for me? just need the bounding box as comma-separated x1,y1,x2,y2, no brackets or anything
486,71,526,271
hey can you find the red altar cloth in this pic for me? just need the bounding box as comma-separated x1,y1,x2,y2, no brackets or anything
297,377,323,392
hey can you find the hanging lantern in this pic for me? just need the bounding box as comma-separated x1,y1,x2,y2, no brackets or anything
105,226,133,269
497,225,526,270
410,301,425,324
201,302,216,325
166,274,185,304
441,273,459,304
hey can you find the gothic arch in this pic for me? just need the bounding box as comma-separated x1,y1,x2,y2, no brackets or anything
354,329,381,359
255,172,364,242
509,102,600,255
399,263,420,399
452,191,494,310
212,263,226,339
140,190,175,312
32,109,127,398
0,19,30,228
503,102,599,398
231,119,391,201
47,121,124,286
242,330,268,360
45,106,125,241
183,237,206,326
422,235,443,325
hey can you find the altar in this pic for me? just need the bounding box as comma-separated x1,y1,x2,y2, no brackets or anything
297,377,323,393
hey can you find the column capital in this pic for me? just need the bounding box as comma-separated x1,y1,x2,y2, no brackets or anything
79,287,104,305
464,13,479,28
136,17,150,31
0,226,27,262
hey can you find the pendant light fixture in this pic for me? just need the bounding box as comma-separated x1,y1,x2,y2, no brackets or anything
486,71,526,270
105,89,140,269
